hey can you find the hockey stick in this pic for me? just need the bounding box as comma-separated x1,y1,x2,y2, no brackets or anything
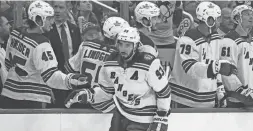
220,91,253,107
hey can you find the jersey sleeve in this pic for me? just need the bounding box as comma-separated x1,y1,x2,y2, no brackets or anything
178,36,210,79
147,59,171,112
64,43,84,73
220,38,243,91
33,42,69,90
91,65,115,113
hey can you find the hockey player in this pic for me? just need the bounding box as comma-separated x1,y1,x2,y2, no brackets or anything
65,22,116,89
135,1,173,72
103,16,158,58
64,22,116,109
220,5,253,107
65,27,171,131
103,16,130,46
169,2,237,108
0,0,88,108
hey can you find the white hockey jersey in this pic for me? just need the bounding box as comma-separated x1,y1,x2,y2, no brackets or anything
64,40,116,88
220,31,252,100
169,29,223,108
91,52,171,123
2,28,70,103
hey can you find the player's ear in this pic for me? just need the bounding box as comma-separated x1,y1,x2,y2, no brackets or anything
234,15,240,24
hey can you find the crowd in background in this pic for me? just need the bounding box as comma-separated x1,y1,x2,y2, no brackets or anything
0,1,252,109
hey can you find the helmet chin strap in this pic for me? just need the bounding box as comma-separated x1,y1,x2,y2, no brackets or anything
238,17,252,36
141,19,153,32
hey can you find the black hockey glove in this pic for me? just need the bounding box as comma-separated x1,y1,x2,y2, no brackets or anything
64,88,94,108
147,110,170,131
208,60,237,78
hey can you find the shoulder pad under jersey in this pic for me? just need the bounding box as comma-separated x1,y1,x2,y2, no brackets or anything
184,28,202,41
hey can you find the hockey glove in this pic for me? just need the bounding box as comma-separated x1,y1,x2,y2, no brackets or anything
209,60,237,77
65,73,91,90
64,88,94,108
147,110,170,131
216,84,227,108
224,86,253,107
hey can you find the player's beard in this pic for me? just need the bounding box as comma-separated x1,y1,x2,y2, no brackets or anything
121,50,135,62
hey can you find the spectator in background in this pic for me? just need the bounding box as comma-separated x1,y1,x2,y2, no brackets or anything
217,8,235,36
0,15,10,49
228,1,237,9
183,1,200,28
80,22,102,42
0,1,13,27
213,1,230,9
76,1,100,39
66,1,77,25
44,1,81,108
77,1,99,27
135,1,176,72
0,15,10,92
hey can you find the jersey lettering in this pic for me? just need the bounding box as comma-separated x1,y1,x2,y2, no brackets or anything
117,84,123,91
130,71,139,80
83,49,109,62
205,59,214,65
245,51,250,59
110,72,116,79
114,77,119,84
10,38,30,58
123,90,127,97
10,39,30,58
202,48,206,60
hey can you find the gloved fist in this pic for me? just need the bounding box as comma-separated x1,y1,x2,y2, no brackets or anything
147,111,170,131
212,60,237,76
65,73,91,90
64,88,94,108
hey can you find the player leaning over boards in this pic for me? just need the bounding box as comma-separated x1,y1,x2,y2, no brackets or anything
220,5,253,107
169,2,237,108
65,27,171,131
64,17,130,109
0,0,88,109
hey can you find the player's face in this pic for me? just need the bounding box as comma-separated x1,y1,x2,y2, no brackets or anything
79,1,92,11
42,16,54,32
241,10,253,28
0,16,11,40
206,16,221,32
117,40,134,59
221,9,234,30
143,16,159,28
82,29,101,41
